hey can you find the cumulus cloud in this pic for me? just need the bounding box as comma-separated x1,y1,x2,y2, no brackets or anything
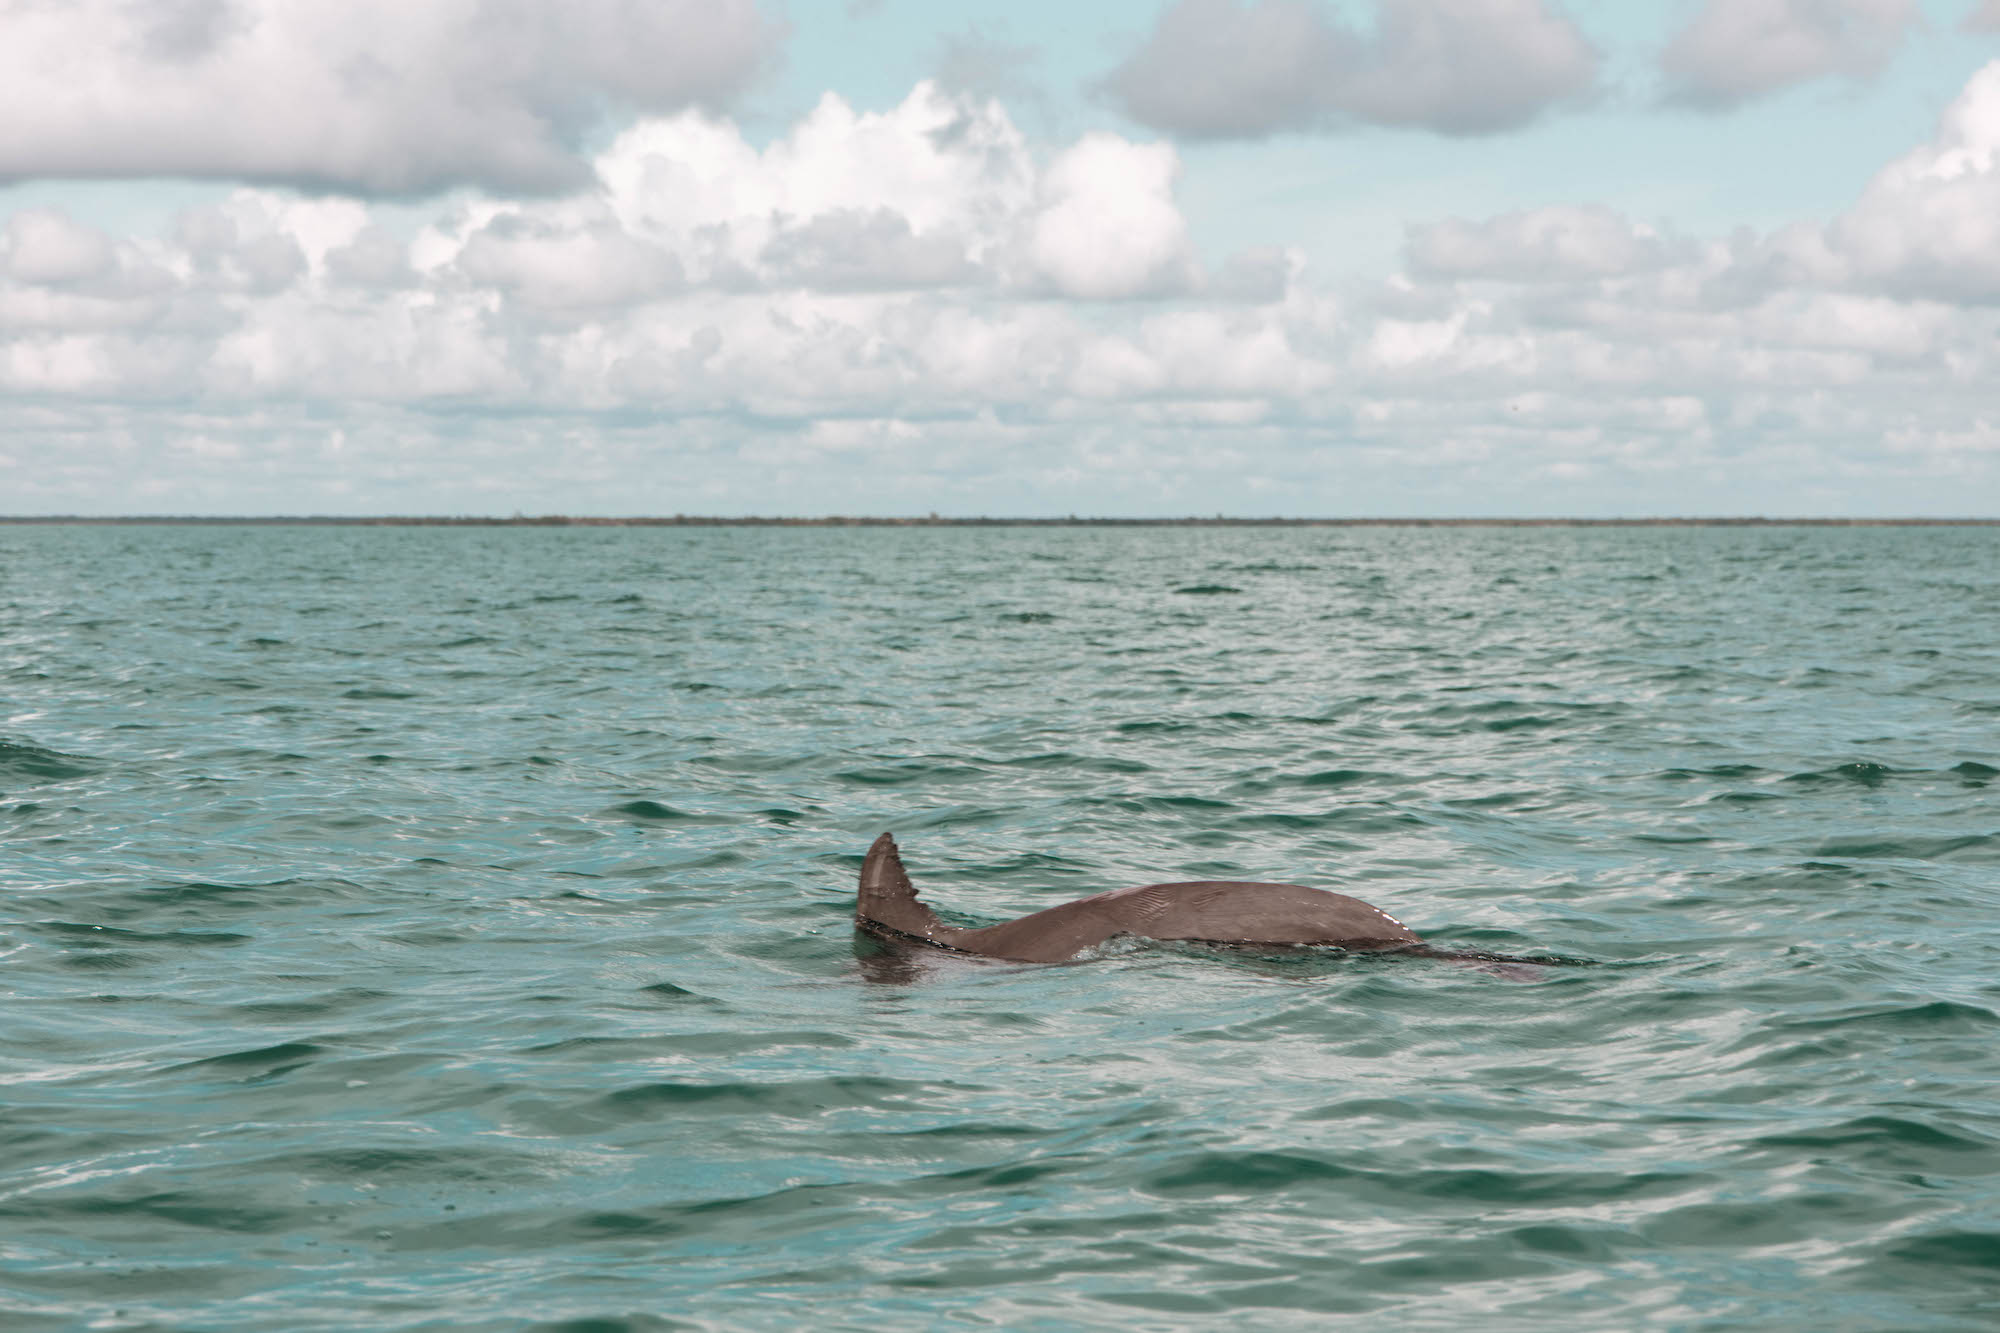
1286,57,2000,504
457,215,685,310
593,84,1036,286
1101,0,1598,138
9,70,2000,515
581,84,1203,299
1828,60,2000,300
0,84,1236,415
0,0,784,195
174,193,373,296
1401,61,2000,311
1971,0,2000,30
5,211,116,287
1662,0,1918,110
1406,207,1686,280
1028,135,1197,298
760,209,978,291
2,209,180,310
326,228,416,290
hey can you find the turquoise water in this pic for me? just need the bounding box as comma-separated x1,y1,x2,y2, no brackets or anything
4,524,2000,1331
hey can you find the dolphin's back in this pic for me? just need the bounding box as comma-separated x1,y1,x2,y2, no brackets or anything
856,834,1421,964
953,880,1419,963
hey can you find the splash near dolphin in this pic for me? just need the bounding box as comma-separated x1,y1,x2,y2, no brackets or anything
854,832,1514,966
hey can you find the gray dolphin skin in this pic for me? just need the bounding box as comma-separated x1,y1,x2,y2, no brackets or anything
856,832,1425,964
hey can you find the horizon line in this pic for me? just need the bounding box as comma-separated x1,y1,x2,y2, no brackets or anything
2,515,1998,528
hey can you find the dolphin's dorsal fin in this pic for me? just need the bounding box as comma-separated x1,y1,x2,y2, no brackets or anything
857,832,947,940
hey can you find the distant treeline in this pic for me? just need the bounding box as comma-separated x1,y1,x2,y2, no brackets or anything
1,515,1997,528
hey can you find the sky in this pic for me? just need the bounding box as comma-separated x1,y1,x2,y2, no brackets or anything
2,0,1999,517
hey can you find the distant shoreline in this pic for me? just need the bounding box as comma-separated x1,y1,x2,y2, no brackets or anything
1,515,1997,528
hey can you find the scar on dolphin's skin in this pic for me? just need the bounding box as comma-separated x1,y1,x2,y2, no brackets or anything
853,832,1564,974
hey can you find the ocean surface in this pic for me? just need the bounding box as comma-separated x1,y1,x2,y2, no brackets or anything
4,523,1999,1331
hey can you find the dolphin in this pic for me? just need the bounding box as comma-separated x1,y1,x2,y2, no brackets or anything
856,832,1438,965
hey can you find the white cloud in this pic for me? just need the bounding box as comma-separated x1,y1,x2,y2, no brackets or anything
1888,419,2000,454
1,210,182,323
456,214,685,310
1406,207,1685,280
174,192,369,295
326,228,416,290
0,0,783,195
1101,0,1598,138
8,69,2000,516
5,210,116,286
1333,0,1599,134
0,85,1214,415
1318,65,2000,505
595,84,1035,286
477,85,1202,301
1970,1,2000,31
1028,135,1196,298
1662,0,1918,110
755,209,972,290
1829,60,2000,300
1137,308,1324,395
1390,62,2000,324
